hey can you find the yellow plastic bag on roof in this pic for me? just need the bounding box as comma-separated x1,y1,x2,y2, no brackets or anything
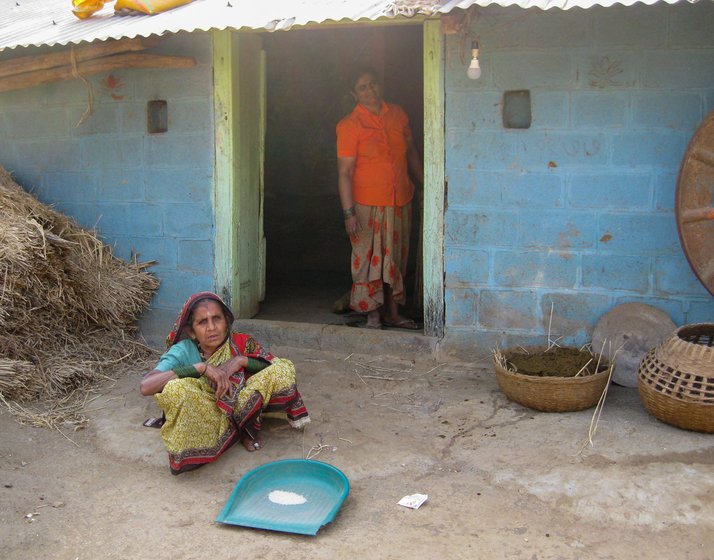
114,0,194,15
71,0,105,20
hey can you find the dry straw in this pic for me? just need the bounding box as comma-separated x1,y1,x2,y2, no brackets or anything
0,165,160,429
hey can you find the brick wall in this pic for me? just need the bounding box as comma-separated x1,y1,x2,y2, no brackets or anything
441,3,714,358
2,8,713,359
0,33,215,337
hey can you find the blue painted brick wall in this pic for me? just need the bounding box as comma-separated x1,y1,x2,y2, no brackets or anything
0,33,215,339
443,3,714,358
2,8,713,358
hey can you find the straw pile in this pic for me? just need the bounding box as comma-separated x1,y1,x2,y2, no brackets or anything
0,165,160,425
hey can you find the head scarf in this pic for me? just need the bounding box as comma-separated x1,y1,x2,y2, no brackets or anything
165,291,235,349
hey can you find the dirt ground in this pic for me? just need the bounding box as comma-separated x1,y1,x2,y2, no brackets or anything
2,344,714,559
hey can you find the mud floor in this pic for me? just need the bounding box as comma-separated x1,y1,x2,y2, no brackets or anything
1,345,713,559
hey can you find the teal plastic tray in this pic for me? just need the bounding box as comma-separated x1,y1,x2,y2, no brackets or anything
216,459,349,536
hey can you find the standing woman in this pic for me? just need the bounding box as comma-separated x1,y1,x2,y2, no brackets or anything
336,67,424,330
140,291,309,475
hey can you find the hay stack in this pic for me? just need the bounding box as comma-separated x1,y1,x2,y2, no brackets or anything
0,165,160,408
0,358,41,401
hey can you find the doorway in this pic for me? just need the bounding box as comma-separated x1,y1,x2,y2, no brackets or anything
257,25,424,326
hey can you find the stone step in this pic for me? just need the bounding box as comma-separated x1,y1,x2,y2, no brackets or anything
233,318,438,360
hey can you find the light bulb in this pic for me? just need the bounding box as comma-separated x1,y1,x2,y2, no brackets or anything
467,56,481,80
467,40,481,80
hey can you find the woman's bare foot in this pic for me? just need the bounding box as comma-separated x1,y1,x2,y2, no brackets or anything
365,309,382,329
381,287,418,329
241,431,265,452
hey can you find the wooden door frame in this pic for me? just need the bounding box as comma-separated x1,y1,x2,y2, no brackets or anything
213,30,265,316
213,22,445,336
423,19,445,338
213,29,239,309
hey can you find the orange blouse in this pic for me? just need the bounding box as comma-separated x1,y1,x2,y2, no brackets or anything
336,101,415,207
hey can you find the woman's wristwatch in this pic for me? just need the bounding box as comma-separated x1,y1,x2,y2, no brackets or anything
343,206,356,220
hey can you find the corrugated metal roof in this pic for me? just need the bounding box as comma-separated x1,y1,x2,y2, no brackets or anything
0,0,700,53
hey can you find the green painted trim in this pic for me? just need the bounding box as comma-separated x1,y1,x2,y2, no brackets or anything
423,19,445,338
212,30,239,309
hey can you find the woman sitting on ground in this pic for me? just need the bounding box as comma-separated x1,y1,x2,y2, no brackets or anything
140,291,310,475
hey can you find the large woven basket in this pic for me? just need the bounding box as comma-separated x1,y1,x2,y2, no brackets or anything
637,323,714,433
493,346,611,412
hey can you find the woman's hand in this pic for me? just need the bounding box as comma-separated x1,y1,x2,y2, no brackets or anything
344,215,361,239
337,157,358,239
203,363,232,399
219,355,249,377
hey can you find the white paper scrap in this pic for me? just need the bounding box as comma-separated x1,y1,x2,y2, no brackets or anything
398,493,428,509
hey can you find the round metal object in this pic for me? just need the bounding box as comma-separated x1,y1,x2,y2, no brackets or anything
592,302,676,387
676,108,714,297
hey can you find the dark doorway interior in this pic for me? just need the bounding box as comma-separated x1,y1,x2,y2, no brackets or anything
259,25,424,325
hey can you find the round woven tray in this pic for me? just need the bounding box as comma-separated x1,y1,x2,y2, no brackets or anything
493,346,611,412
637,323,714,433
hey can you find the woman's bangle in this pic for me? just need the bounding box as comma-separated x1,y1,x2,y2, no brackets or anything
246,357,270,373
174,365,201,378
343,206,356,220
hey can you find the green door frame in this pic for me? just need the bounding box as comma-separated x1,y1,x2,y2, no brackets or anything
213,22,445,336
213,29,238,308
423,19,445,338
213,30,265,317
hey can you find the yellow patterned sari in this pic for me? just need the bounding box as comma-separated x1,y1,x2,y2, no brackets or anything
150,292,309,474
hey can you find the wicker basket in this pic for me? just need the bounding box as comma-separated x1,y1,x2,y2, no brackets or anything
493,346,611,412
637,323,714,433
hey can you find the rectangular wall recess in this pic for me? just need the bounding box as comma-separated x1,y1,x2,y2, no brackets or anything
503,90,531,129
147,100,168,134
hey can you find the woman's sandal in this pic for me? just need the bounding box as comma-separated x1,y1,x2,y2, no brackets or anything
383,318,420,330
142,415,165,428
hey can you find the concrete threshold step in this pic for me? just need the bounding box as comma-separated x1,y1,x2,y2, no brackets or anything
234,319,438,360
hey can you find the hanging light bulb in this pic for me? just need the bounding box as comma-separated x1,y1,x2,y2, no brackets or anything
467,40,481,80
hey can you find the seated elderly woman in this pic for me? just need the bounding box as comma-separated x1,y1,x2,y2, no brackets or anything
140,291,310,475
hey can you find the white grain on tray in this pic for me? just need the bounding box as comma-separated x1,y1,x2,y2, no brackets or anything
268,490,307,505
